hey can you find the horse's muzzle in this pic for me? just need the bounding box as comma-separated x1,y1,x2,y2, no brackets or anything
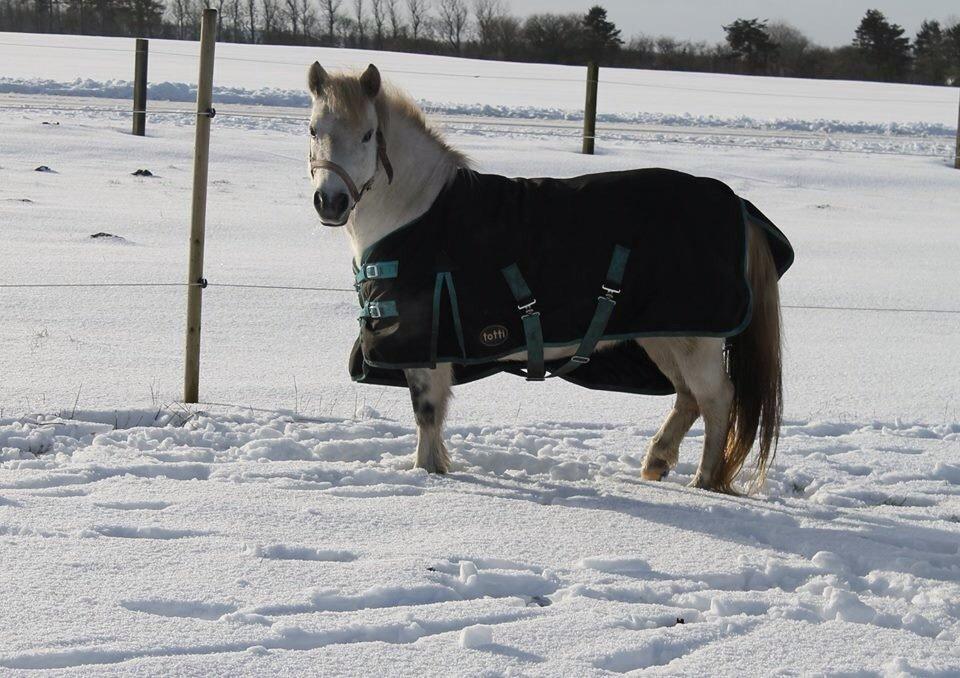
314,189,350,227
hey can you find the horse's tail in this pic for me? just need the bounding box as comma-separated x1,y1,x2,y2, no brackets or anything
718,220,783,494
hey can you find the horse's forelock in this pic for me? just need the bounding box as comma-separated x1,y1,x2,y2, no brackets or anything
315,72,381,129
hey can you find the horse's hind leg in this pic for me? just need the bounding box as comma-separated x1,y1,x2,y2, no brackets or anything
404,364,453,473
641,390,699,480
672,338,733,491
638,338,700,480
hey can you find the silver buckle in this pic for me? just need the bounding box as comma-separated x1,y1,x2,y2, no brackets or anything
518,299,538,316
364,264,380,279
602,284,621,301
367,302,382,319
571,355,590,364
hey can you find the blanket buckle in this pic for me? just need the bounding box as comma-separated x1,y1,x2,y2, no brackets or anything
368,302,384,319
364,264,381,279
518,299,539,317
601,284,621,302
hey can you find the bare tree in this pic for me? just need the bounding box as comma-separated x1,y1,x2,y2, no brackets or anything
170,0,193,38
473,0,501,51
225,0,241,40
436,0,466,52
320,0,341,42
261,0,279,37
244,0,257,41
335,12,353,42
386,0,402,38
300,0,316,37
284,0,299,36
352,0,365,45
370,0,385,46
405,0,426,40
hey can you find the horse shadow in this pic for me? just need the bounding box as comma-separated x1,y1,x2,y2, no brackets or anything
444,470,960,587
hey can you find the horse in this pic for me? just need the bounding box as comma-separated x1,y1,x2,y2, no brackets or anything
305,62,787,494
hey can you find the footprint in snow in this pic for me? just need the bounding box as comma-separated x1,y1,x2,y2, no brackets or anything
243,543,357,562
93,500,172,511
121,599,237,620
89,232,127,243
93,525,210,540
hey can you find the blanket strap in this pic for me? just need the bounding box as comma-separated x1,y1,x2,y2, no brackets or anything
550,244,631,377
355,260,399,286
358,300,398,320
500,263,545,381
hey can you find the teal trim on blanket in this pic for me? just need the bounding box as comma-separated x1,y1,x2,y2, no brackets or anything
430,274,444,362
443,272,467,359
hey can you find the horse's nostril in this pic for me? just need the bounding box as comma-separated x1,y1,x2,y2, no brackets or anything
314,189,349,220
332,192,349,214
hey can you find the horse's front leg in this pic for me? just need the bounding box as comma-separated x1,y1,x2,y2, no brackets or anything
404,364,453,473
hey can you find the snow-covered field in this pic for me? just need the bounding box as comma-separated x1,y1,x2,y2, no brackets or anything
1,32,960,675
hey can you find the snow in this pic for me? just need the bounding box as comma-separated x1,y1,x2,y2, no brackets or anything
458,624,493,649
2,32,959,136
1,31,960,676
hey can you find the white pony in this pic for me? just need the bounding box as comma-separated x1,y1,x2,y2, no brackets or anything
306,63,783,494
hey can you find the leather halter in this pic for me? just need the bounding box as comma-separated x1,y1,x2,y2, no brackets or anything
309,128,394,205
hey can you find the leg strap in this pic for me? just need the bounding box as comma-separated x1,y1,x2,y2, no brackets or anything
501,263,545,381
551,244,631,377
500,245,629,382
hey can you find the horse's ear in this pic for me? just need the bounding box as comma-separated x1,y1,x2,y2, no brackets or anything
308,61,327,99
360,64,381,98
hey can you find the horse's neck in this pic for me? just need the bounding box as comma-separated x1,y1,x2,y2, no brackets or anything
347,115,460,262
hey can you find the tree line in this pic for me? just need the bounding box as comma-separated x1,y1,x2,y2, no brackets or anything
1,0,957,87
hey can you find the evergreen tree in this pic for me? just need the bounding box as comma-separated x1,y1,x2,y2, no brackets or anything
723,18,777,73
853,9,911,81
582,5,621,63
944,22,960,86
912,20,947,85
129,0,166,35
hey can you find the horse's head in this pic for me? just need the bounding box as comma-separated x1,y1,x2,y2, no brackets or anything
307,62,391,227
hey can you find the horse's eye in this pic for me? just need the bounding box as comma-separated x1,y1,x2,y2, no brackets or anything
362,129,373,143
309,126,317,138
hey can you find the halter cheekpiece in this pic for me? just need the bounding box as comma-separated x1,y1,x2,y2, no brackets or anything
310,128,394,206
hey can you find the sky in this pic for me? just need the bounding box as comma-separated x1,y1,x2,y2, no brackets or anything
508,1,959,46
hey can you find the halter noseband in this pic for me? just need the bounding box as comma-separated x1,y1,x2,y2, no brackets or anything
309,128,394,205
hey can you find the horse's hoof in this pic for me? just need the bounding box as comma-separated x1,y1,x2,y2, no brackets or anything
418,463,448,474
641,459,670,481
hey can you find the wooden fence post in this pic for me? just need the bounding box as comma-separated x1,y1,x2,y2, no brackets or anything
582,61,599,155
183,8,218,404
955,90,959,170
132,38,148,136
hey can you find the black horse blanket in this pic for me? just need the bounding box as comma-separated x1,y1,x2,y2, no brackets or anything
349,167,794,394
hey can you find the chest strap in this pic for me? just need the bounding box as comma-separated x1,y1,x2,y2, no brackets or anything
501,245,630,381
355,260,399,286
358,299,398,320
